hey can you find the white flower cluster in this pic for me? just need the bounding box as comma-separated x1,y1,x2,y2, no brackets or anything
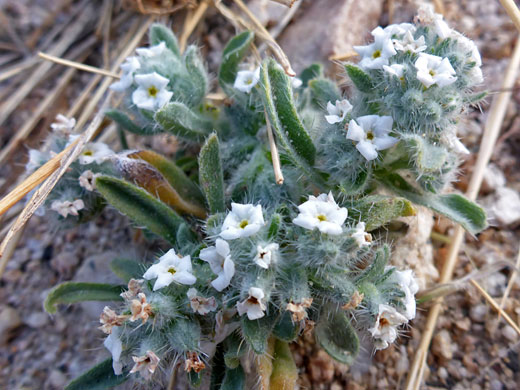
369,268,419,350
110,42,173,111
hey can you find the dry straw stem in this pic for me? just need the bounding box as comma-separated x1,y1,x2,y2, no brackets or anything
270,0,297,7
179,0,209,53
0,2,95,127
264,110,284,185
432,0,445,14
499,0,520,31
470,279,520,335
0,16,155,276
498,246,520,320
404,36,520,390
227,0,296,76
37,52,121,79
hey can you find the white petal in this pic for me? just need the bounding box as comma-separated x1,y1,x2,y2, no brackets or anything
373,135,399,150
356,140,379,161
173,271,196,285
317,221,343,235
346,120,366,142
153,273,175,290
246,305,265,320
216,238,230,257
292,214,318,230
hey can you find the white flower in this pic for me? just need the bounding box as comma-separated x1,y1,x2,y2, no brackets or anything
187,288,218,315
354,27,396,69
220,203,265,240
143,248,196,291
50,114,76,135
347,115,398,161
467,66,483,85
79,170,98,191
325,99,353,124
234,68,260,93
352,222,372,247
391,269,419,320
441,129,470,155
130,350,160,380
79,142,113,165
369,304,409,350
392,31,427,53
452,33,482,67
381,23,416,37
136,41,167,58
110,56,141,92
25,149,46,173
254,243,279,269
292,192,348,235
434,14,452,39
291,77,303,88
382,64,405,80
415,53,457,88
237,287,267,320
132,72,173,111
199,238,235,291
104,326,123,375
51,199,85,218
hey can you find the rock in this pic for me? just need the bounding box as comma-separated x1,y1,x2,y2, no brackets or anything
432,329,454,361
247,0,288,26
73,251,122,318
0,306,22,345
502,325,518,342
308,350,335,383
278,0,384,74
484,187,520,227
46,369,67,389
391,206,438,289
469,304,488,322
481,163,506,193
25,312,48,328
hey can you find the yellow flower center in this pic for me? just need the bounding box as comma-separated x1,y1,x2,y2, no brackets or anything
372,50,382,59
245,78,253,85
167,266,177,275
317,214,327,222
148,86,158,97
83,150,93,156
366,131,375,141
429,69,436,77
239,220,249,229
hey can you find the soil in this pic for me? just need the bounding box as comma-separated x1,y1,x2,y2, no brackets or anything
0,1,519,389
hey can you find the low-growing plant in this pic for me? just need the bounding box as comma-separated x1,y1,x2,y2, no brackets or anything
36,8,487,390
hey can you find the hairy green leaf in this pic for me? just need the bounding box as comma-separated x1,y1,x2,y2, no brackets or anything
184,45,209,106
379,172,487,234
220,365,245,390
219,31,255,93
96,176,187,244
105,109,160,135
155,102,213,142
308,78,341,108
350,195,416,231
315,305,359,365
149,23,181,57
345,64,374,93
45,282,124,314
65,359,128,390
199,133,226,213
299,63,323,87
109,258,144,283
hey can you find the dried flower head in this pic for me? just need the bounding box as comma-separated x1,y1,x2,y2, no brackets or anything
184,351,206,373
129,350,160,380
120,278,144,301
50,199,85,218
341,291,365,310
79,170,98,191
286,298,313,322
99,306,129,334
130,293,153,323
